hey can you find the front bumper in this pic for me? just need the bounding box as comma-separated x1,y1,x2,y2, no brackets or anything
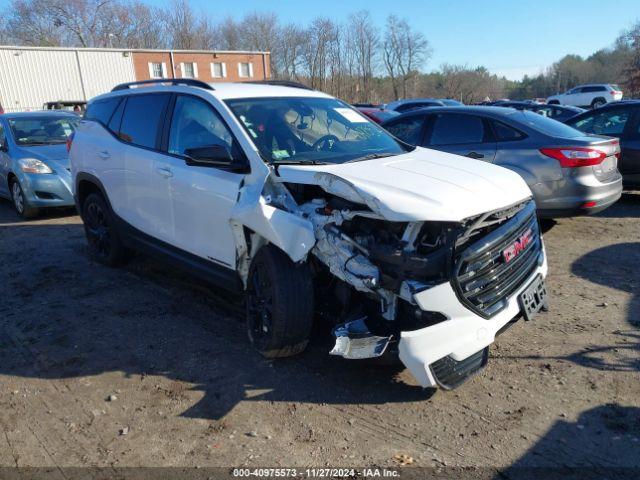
398,245,548,388
20,171,75,208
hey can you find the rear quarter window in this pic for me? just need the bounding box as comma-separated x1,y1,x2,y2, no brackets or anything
492,121,526,141
84,97,121,125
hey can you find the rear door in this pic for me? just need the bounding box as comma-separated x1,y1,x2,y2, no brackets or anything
422,112,496,162
116,92,172,239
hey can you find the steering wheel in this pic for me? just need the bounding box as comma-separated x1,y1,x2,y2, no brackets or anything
311,134,340,151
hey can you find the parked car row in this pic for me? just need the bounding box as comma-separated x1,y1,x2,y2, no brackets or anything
382,106,623,218
0,79,632,392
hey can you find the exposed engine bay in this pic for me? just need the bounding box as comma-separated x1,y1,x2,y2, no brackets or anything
255,175,471,359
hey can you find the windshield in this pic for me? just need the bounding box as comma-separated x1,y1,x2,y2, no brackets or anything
225,97,408,164
516,111,585,138
8,117,78,146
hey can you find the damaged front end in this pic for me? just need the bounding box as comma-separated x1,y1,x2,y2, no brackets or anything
287,176,461,362
236,166,545,389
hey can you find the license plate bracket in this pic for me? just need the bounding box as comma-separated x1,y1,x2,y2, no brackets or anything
518,274,548,321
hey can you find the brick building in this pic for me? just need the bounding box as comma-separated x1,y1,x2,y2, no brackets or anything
0,46,271,112
131,50,270,83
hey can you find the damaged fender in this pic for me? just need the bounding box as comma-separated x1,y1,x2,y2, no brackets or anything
230,175,316,285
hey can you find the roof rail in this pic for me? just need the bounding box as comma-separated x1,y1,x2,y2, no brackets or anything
246,80,313,90
112,78,214,92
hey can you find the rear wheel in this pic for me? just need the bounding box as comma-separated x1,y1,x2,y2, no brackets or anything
246,245,314,358
81,192,130,266
10,179,38,219
591,98,606,109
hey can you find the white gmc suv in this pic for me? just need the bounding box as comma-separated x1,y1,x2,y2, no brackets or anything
547,83,623,109
70,79,548,389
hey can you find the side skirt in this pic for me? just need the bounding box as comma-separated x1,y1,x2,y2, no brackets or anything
115,215,243,294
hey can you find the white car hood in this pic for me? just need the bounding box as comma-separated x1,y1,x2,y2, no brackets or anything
277,147,532,222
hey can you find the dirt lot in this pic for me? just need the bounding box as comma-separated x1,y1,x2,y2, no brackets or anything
0,193,638,475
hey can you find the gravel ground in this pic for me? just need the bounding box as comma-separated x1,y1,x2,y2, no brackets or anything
0,194,638,474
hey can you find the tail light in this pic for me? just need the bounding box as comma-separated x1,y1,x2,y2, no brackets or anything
540,147,607,167
66,131,75,153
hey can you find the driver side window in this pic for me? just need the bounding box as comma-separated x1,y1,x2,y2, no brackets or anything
168,95,235,157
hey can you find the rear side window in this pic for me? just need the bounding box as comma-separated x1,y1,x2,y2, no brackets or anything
582,86,606,93
385,116,424,145
492,121,525,141
84,97,121,125
569,109,630,136
119,93,170,149
429,114,485,145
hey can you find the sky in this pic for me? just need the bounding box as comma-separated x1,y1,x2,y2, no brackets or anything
165,0,640,80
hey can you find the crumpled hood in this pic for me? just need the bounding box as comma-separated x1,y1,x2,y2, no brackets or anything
277,147,533,222
13,144,70,174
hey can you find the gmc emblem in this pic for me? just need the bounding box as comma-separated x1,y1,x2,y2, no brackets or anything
503,229,533,263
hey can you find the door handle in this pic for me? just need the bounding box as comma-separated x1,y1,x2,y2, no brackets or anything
466,151,484,159
156,167,173,178
98,150,111,160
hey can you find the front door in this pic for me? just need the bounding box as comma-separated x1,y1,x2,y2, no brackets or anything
159,94,246,269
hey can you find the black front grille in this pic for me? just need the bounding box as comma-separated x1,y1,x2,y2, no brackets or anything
453,201,542,318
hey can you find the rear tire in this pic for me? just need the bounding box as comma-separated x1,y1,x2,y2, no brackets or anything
591,98,606,109
81,192,130,266
246,245,314,358
10,178,39,219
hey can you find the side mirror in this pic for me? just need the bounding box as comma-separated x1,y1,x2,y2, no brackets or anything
184,145,248,172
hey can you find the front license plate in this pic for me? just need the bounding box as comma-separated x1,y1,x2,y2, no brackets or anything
518,275,548,320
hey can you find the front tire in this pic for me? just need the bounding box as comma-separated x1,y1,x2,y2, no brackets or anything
81,192,130,266
246,245,314,358
10,179,38,219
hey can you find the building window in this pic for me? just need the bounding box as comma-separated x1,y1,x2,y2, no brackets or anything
211,62,226,78
238,62,253,78
148,62,166,79
181,62,197,78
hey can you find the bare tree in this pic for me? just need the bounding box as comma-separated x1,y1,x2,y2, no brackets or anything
383,14,430,99
162,0,198,49
100,1,166,49
276,23,307,80
347,11,378,102
212,17,242,50
301,18,339,91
